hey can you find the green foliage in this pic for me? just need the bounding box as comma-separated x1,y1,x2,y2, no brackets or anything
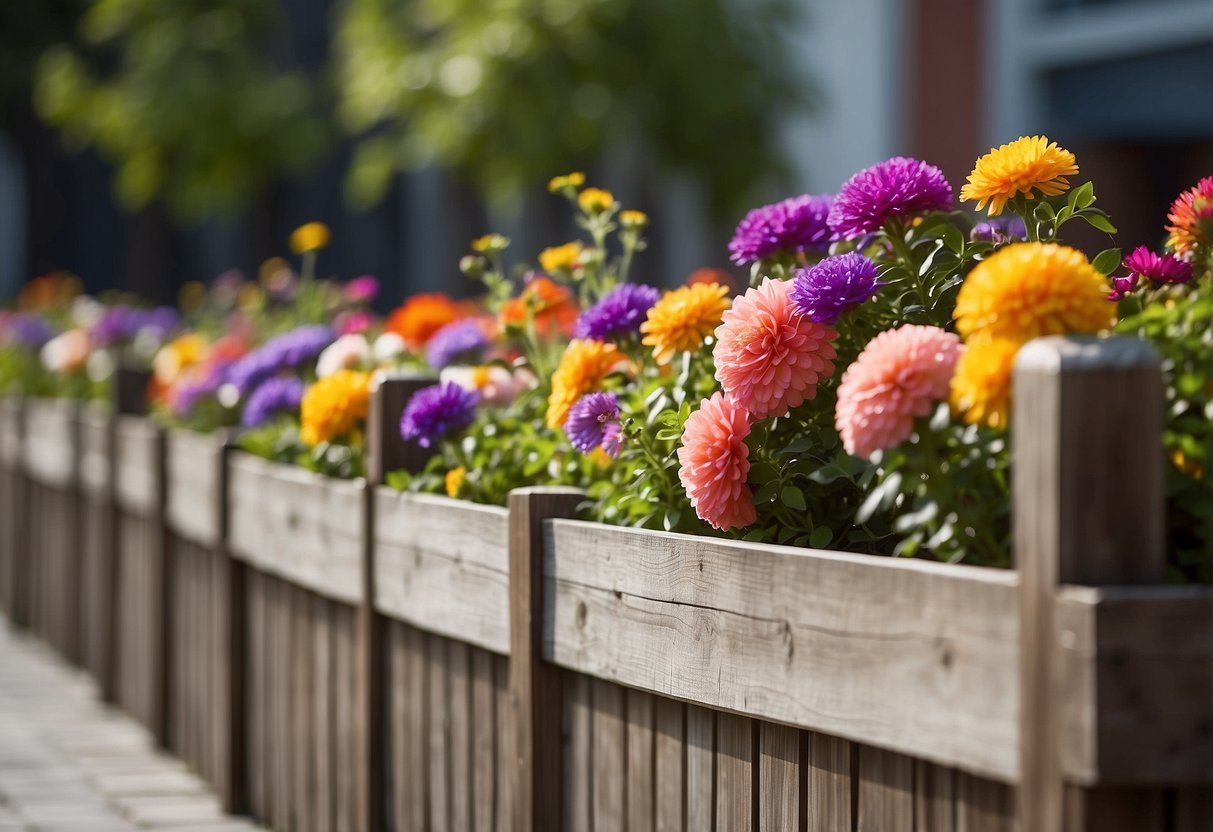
0,0,79,119
33,0,328,217
334,0,806,216
237,414,365,479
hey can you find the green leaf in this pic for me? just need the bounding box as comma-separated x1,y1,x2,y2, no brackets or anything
1091,248,1122,276
1079,211,1117,234
780,485,806,511
1068,181,1095,211
941,225,965,255
808,525,833,549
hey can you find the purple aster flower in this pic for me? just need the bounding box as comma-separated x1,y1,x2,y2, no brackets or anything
728,194,834,265
225,325,335,394
828,157,953,239
564,392,622,457
92,305,179,347
0,313,55,351
573,284,661,341
970,215,1027,245
400,382,478,448
345,275,380,304
241,376,305,428
425,320,489,369
791,253,882,324
1122,246,1193,286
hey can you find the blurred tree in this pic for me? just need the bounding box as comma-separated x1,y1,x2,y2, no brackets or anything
334,0,808,218
0,2,81,124
32,0,330,219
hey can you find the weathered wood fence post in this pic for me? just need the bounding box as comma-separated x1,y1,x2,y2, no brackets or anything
214,428,245,814
361,373,435,832
508,486,583,831
1014,335,1166,832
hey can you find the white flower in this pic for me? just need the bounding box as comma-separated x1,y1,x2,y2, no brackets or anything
372,331,406,363
316,334,370,378
40,329,90,373
440,364,536,406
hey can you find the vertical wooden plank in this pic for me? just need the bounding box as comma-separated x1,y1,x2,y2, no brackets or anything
390,623,421,832
626,689,655,832
1173,787,1213,832
429,634,451,832
807,732,852,831
277,580,294,831
471,648,497,832
654,697,685,832
593,680,627,832
335,605,356,832
857,746,914,832
716,713,753,832
246,571,263,820
914,761,955,832
759,723,800,832
1014,337,1165,832
294,585,315,832
507,487,583,832
686,704,716,832
313,595,334,832
563,672,593,832
955,772,1013,832
494,654,513,832
449,640,473,832
1063,787,1163,832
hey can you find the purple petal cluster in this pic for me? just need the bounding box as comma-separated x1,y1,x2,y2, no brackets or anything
728,194,834,265
791,253,882,324
970,215,1027,245
400,382,478,448
170,370,225,417
425,320,489,369
92,305,179,347
241,376,305,428
564,392,622,457
573,284,661,341
1123,246,1194,286
226,325,335,395
828,157,953,239
0,313,55,351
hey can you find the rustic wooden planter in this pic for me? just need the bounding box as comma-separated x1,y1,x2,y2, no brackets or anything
21,397,82,662
0,396,26,624
227,451,366,832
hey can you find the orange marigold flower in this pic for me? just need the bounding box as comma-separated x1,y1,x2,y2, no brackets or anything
500,277,579,338
1165,175,1213,256
954,242,1115,346
386,293,462,348
299,369,372,447
640,282,731,365
960,136,1078,216
545,339,622,428
949,337,1019,429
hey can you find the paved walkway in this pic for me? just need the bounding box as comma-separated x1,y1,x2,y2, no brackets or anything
0,619,260,832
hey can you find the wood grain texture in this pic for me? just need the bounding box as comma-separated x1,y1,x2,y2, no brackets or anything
428,634,451,832
592,680,627,832
563,671,593,832
164,428,225,547
915,761,956,832
716,713,753,832
374,488,510,654
685,704,716,832
227,453,364,604
114,416,162,515
759,723,800,832
449,640,473,832
544,519,1019,780
78,402,112,496
808,732,852,831
654,697,685,832
471,648,497,832
955,773,1013,831
626,689,655,832
857,745,914,832
21,397,78,486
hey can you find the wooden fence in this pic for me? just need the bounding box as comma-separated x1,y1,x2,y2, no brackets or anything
0,336,1210,832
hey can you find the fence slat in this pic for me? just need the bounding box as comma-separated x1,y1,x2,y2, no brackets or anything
715,713,753,831
654,697,685,832
429,634,450,832
857,746,914,831
626,689,655,832
808,732,851,831
686,704,716,832
592,680,627,832
449,640,473,831
471,648,496,832
915,761,955,831
955,772,1013,831
759,723,800,832
563,672,593,832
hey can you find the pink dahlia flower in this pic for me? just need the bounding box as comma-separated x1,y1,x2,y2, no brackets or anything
677,392,757,531
835,325,961,459
713,277,837,420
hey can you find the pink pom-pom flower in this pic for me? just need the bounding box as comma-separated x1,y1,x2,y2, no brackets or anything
835,325,961,459
712,277,837,420
677,392,757,531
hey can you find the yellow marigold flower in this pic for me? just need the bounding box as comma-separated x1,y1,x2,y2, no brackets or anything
620,210,649,229
546,339,621,428
950,337,1019,429
471,233,510,254
300,370,372,447
960,136,1078,216
954,243,1115,346
578,187,615,214
153,333,207,385
548,172,586,193
538,242,584,273
640,282,731,365
445,466,467,497
289,221,331,254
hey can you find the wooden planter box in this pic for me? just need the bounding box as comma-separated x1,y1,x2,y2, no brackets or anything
373,488,514,830
0,396,25,623
227,452,366,832
21,397,82,661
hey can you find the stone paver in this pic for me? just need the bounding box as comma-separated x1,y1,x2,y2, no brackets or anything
0,619,261,831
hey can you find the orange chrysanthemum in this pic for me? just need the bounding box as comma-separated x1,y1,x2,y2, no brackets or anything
386,293,461,348
949,338,1019,429
677,392,757,531
299,369,372,447
1165,175,1213,256
960,136,1078,216
954,243,1115,346
545,339,622,428
500,276,579,338
640,282,731,365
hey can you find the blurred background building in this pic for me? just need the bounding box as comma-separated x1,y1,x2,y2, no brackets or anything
1,0,1211,305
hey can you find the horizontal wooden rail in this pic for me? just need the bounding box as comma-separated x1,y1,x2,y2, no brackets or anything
165,429,225,548
22,398,78,487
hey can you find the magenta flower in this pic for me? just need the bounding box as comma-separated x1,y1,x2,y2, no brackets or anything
1122,246,1193,286
564,392,622,457
344,275,380,303
828,157,953,238
728,194,833,265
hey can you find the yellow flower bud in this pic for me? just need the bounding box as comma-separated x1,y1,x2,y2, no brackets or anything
289,221,331,254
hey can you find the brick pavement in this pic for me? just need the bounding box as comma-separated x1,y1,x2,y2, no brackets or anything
0,619,260,832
